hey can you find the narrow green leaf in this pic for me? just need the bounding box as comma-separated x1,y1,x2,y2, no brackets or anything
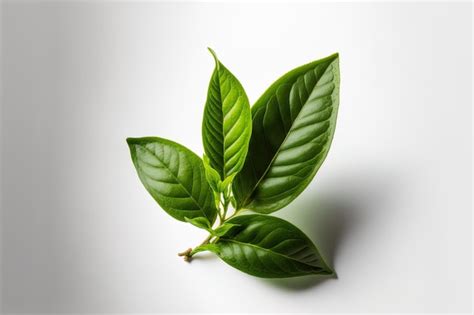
230,197,237,209
127,137,217,223
185,216,211,230
203,154,221,192
205,214,333,278
218,173,236,192
233,53,340,213
202,48,252,181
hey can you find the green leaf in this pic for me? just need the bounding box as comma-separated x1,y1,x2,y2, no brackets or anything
205,214,333,278
218,173,236,192
185,216,211,230
127,137,217,223
202,48,252,181
191,243,220,256
203,154,221,193
230,197,237,209
233,53,340,213
212,222,239,237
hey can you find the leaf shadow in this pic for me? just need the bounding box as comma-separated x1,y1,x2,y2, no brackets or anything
260,167,398,291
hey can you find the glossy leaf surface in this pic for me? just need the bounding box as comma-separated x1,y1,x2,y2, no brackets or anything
202,48,252,181
207,214,333,278
233,54,340,213
127,137,217,223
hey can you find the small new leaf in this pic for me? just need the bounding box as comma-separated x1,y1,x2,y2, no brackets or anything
203,154,221,193
219,173,236,192
191,243,220,256
204,154,236,193
185,217,212,230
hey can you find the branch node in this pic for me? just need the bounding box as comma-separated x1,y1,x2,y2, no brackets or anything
178,248,192,262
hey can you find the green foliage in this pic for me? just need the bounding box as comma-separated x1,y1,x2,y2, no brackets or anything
206,215,333,278
127,49,340,278
233,53,340,213
202,48,252,181
127,137,217,223
185,217,212,230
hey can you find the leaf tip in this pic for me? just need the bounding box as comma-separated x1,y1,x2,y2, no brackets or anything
207,47,220,68
323,265,336,277
126,137,138,147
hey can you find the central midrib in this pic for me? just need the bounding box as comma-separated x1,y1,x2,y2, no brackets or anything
221,239,323,270
216,67,227,180
140,145,210,220
240,60,334,208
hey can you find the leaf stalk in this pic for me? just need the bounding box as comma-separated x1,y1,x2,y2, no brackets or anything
179,183,242,261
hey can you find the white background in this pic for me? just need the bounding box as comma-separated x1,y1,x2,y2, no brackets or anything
1,1,472,313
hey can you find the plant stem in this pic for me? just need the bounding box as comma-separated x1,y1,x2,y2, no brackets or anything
179,186,243,261
222,199,229,219
179,233,213,261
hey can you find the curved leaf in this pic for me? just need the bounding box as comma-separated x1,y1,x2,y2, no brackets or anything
233,53,340,213
127,137,217,223
206,214,333,278
202,154,221,192
202,48,252,181
185,216,211,230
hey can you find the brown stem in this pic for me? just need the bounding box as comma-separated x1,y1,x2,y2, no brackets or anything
178,234,213,262
178,248,192,257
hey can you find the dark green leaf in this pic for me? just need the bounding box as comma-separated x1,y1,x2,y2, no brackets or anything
233,54,340,213
202,48,252,181
127,137,217,223
205,214,333,278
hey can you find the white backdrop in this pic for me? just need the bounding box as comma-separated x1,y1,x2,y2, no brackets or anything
1,2,472,313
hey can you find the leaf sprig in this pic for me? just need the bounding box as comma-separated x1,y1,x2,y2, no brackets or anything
127,48,340,278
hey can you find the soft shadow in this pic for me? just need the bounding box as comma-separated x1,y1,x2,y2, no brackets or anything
261,166,400,291
264,273,338,291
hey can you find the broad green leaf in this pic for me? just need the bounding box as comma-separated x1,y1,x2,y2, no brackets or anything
233,54,340,213
127,137,217,223
185,216,211,230
212,222,239,237
202,48,252,181
205,215,333,278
